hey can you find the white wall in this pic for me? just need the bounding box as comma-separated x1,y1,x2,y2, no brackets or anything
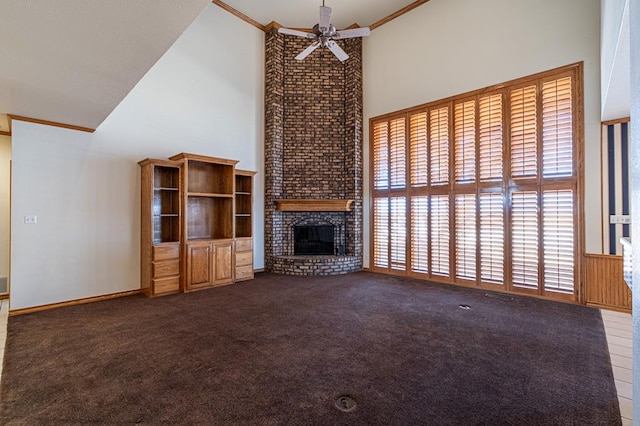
0,135,10,283
601,0,631,120
10,5,264,310
362,0,602,266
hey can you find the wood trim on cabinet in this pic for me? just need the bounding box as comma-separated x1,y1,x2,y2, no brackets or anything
0,130,10,137
7,114,96,133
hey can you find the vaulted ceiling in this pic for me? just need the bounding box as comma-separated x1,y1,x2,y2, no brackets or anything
0,0,427,133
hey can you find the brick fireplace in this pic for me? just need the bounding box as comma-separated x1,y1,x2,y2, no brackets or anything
264,26,363,275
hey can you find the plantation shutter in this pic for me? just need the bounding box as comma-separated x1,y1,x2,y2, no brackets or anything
410,196,429,273
479,94,503,181
454,101,476,183
390,197,407,271
543,190,574,293
373,122,389,189
542,77,573,178
373,198,389,268
479,192,504,284
510,86,537,178
455,194,476,280
430,195,450,276
430,107,450,185
390,118,407,189
370,65,580,301
512,191,539,289
410,112,428,187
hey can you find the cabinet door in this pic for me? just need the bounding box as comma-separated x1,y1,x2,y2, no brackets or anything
213,240,233,285
187,241,213,289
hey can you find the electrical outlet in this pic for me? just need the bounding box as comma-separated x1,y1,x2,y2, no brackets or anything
24,215,37,224
609,215,631,224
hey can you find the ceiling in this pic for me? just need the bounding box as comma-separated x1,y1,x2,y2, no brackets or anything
0,0,212,131
0,0,425,133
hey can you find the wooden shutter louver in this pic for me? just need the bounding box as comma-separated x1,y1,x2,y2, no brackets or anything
542,77,573,178
454,101,476,183
390,118,407,189
390,197,407,271
373,122,389,190
410,196,429,273
373,198,389,268
455,194,476,280
543,190,574,293
512,191,539,289
479,192,504,284
479,94,503,181
430,107,450,185
430,195,450,276
410,112,428,188
510,86,537,178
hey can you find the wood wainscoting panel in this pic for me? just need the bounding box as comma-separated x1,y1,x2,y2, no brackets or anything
585,254,631,312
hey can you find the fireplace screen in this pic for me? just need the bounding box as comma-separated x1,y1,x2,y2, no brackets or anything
294,225,334,255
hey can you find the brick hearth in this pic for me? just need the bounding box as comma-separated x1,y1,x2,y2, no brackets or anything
264,27,363,275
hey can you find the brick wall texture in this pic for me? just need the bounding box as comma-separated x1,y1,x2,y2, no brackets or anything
264,28,363,275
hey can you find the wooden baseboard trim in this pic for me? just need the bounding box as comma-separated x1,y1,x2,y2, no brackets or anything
587,302,632,314
9,290,142,316
254,268,265,273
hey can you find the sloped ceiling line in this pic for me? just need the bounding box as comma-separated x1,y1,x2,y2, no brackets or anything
212,0,431,32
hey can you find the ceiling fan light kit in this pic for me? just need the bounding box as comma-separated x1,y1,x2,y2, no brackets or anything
278,2,370,62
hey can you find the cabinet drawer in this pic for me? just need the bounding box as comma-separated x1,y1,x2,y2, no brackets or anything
153,243,179,261
235,250,253,267
235,265,254,281
153,276,179,294
153,260,179,278
235,238,252,252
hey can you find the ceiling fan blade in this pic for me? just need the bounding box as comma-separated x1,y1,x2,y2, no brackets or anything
278,28,317,39
333,27,371,39
319,5,332,33
295,41,321,60
326,40,349,62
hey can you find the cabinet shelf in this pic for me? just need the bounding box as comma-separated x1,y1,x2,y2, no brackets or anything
188,192,234,198
154,187,179,191
235,213,251,217
236,192,251,196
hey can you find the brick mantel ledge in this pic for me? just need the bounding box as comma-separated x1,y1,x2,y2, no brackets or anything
275,199,353,212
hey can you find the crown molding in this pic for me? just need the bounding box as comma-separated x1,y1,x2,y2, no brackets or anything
212,0,264,31
8,114,96,133
214,0,430,33
369,0,430,31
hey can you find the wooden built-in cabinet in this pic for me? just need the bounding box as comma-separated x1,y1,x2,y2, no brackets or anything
235,170,256,282
139,159,182,296
140,153,256,296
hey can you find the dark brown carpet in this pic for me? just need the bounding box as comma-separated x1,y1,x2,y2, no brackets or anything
0,272,620,425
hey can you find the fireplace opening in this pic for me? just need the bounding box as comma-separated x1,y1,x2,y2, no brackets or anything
294,225,334,255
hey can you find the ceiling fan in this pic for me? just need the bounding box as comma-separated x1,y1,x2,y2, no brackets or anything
277,1,370,62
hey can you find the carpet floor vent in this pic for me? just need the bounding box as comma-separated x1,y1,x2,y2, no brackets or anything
335,395,356,412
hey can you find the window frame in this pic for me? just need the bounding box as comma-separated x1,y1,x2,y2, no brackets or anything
369,62,584,303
